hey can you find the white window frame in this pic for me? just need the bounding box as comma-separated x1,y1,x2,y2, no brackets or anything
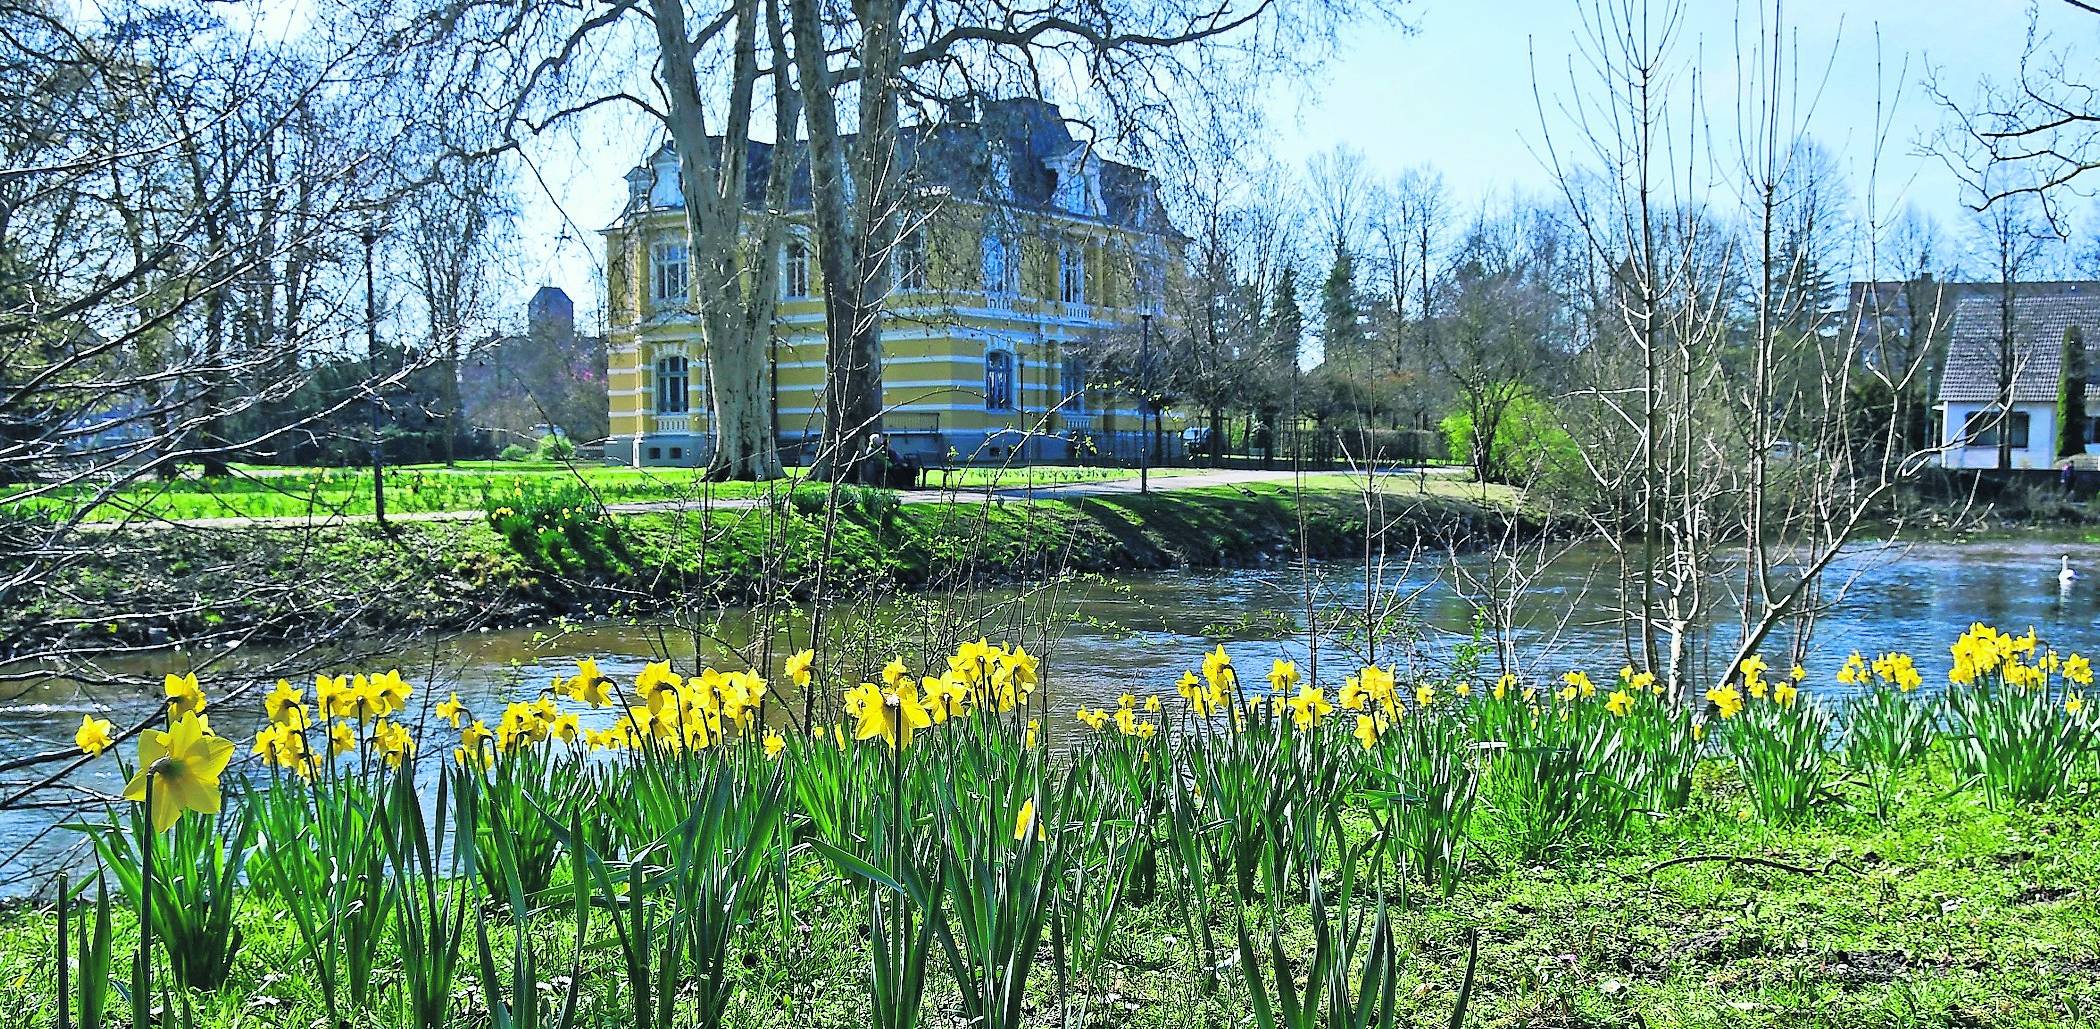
785,240,812,299
1059,355,1087,412
981,234,1018,296
897,230,928,291
651,241,689,303
655,355,690,414
984,349,1016,410
1059,242,1086,305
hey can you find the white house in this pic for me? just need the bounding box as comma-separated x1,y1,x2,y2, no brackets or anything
1936,289,2100,470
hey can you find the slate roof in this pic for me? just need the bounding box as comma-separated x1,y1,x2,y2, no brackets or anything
1938,289,2100,403
625,97,1167,232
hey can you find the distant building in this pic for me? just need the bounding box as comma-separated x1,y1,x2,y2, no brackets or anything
600,96,1182,467
1933,284,2100,470
460,287,610,449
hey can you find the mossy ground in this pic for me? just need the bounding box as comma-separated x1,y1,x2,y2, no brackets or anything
3,756,2094,1028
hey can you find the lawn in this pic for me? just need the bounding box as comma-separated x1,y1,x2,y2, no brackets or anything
2,461,1156,523
4,741,2095,1028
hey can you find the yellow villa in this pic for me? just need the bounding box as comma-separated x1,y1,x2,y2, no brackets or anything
601,97,1183,468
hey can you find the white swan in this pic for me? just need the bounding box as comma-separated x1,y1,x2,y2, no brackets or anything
2061,554,2078,591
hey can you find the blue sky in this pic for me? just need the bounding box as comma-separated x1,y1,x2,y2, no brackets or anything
507,0,2077,332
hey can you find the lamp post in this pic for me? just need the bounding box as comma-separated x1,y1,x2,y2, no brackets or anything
1139,311,1152,494
361,223,388,529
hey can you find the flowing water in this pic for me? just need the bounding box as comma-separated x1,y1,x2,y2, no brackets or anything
4,534,2098,893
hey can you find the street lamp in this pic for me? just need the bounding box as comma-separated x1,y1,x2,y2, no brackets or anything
1138,311,1152,495
361,222,388,529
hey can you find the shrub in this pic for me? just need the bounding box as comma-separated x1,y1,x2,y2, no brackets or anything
498,443,531,462
535,432,577,462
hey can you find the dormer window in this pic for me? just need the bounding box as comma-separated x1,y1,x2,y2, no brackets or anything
1049,145,1101,216
989,152,1013,199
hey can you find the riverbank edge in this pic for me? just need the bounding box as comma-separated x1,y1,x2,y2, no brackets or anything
7,482,1529,656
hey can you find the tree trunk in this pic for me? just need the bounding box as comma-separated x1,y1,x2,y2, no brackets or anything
650,0,781,481
789,0,898,483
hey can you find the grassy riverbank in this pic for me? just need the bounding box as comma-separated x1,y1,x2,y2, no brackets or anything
2,752,2093,1028
3,477,1524,656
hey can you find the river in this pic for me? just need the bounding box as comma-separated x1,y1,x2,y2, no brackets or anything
4,534,2097,893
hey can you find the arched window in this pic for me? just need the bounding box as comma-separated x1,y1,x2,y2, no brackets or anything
655,356,689,413
984,350,1014,410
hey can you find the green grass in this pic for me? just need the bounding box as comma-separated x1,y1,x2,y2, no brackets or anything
4,754,2095,1027
3,461,1165,523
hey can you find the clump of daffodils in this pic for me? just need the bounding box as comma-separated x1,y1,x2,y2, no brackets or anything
836,639,1040,750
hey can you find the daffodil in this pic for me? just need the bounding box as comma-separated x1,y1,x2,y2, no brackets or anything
845,681,932,750
1562,670,1596,699
1605,690,1634,717
764,732,786,759
164,672,205,719
1201,646,1234,692
1268,659,1298,694
1705,684,1744,720
2068,653,2093,687
636,661,683,713
436,693,467,728
1014,798,1044,842
785,649,815,687
122,713,234,833
1772,682,1799,707
264,679,305,726
76,715,115,756
1353,713,1385,750
567,662,613,708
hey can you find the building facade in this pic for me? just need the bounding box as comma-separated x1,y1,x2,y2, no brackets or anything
602,98,1182,468
1934,286,2100,470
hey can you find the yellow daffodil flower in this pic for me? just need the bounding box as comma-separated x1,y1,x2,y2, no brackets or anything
1014,798,1044,842
2068,653,2093,687
76,715,115,756
764,732,786,760
846,681,932,750
786,649,815,687
1353,713,1385,750
264,679,305,726
1605,690,1633,717
1268,659,1298,694
122,713,234,833
1705,684,1744,720
436,693,467,728
164,672,205,718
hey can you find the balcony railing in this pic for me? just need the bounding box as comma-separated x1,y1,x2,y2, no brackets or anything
885,412,941,433
653,414,691,433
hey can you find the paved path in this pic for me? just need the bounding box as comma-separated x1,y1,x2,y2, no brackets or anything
74,466,1459,532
